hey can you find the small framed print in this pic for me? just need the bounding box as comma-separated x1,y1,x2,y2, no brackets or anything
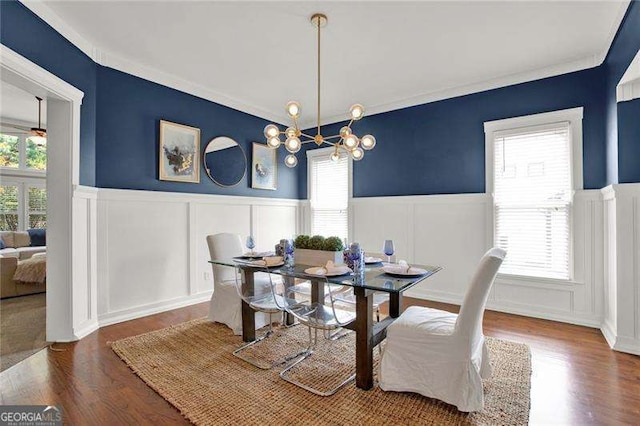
251,143,277,190
159,120,200,183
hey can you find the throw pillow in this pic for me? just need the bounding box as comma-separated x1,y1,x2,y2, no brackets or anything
27,228,46,247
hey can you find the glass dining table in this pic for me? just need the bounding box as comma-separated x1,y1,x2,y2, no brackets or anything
208,258,442,390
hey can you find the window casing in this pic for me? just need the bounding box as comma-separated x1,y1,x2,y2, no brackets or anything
307,147,351,241
484,108,583,281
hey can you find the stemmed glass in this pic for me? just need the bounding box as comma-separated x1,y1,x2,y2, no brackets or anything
383,240,395,264
246,235,256,256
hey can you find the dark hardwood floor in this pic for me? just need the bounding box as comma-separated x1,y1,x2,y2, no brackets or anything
1,299,639,425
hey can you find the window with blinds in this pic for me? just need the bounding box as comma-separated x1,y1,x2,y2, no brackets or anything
309,151,349,240
492,122,572,280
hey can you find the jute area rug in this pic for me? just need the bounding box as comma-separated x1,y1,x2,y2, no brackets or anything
111,319,531,425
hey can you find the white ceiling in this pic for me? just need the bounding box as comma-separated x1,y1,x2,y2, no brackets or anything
0,80,46,128
39,1,628,127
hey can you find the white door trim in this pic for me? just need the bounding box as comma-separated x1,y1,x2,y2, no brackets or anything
1,43,95,341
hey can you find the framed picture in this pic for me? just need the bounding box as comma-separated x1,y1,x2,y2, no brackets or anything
159,120,200,183
251,142,277,190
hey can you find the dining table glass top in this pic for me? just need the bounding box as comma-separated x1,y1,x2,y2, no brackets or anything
208,258,442,294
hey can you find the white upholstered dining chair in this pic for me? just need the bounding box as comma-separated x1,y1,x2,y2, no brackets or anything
206,233,270,335
379,247,506,412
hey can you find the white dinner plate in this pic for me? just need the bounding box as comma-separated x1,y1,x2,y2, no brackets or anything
304,266,352,277
382,265,428,278
364,257,383,264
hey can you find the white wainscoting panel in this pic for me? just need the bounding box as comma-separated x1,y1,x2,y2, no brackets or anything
602,184,640,355
350,191,604,327
95,188,300,326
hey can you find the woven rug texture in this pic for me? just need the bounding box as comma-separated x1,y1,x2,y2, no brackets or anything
111,319,531,425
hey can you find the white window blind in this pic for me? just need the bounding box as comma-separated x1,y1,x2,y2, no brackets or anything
493,122,572,280
309,153,349,240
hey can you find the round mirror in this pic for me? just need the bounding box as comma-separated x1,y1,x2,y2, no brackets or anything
203,136,247,187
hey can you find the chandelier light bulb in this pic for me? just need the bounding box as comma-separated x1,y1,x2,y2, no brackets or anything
330,150,340,162
343,134,359,150
267,136,281,148
360,134,376,150
285,136,301,153
339,126,352,138
285,154,298,168
264,124,279,139
286,101,301,118
351,147,364,161
285,127,297,138
349,104,365,120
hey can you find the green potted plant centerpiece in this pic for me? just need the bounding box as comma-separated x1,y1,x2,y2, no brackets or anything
293,235,345,266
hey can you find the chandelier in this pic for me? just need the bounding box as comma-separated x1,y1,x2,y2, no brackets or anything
262,13,376,168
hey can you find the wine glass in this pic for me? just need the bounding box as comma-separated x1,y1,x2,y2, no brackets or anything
383,240,395,264
246,235,255,255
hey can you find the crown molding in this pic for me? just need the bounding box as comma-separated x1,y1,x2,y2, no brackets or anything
21,0,99,62
617,50,640,102
96,50,290,125
305,54,601,129
20,0,628,130
19,0,289,125
599,0,632,65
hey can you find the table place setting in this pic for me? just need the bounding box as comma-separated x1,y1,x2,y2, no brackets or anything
382,260,429,278
304,260,352,277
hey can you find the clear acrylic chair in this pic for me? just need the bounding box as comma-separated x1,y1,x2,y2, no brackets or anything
268,269,357,396
231,266,301,370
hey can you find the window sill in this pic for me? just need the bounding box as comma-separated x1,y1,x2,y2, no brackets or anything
496,273,581,287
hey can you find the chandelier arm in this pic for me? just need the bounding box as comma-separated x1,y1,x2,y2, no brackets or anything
324,134,342,140
300,132,316,140
293,116,300,131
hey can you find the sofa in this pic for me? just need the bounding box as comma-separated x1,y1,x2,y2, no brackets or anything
0,230,46,260
0,230,47,299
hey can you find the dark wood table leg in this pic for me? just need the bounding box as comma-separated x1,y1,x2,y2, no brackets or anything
354,286,374,390
389,292,403,318
282,276,296,326
241,268,255,342
310,278,325,305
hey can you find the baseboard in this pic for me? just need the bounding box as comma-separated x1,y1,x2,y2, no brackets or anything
72,319,99,341
407,288,602,328
613,336,640,356
600,320,617,348
98,291,212,327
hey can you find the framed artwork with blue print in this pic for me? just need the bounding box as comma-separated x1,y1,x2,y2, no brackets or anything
159,120,200,183
251,142,277,190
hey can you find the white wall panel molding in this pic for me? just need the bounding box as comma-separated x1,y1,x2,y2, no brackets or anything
94,188,301,326
96,187,299,206
352,190,604,328
98,291,213,327
601,183,640,355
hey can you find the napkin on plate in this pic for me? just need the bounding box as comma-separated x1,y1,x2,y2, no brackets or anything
385,260,420,274
364,256,382,263
250,256,283,267
313,261,352,276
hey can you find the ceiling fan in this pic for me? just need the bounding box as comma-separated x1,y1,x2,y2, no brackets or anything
0,96,47,144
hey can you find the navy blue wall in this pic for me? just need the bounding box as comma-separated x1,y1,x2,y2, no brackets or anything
618,98,640,183
0,0,97,186
298,67,607,199
95,67,297,198
603,1,640,185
